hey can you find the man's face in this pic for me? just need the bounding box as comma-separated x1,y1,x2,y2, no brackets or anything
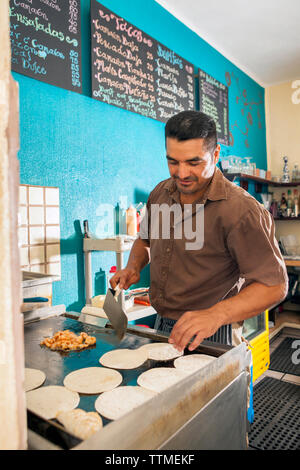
166,137,220,195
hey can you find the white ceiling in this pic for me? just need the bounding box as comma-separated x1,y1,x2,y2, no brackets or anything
155,0,300,87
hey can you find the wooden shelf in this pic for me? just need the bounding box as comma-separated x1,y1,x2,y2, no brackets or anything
224,173,300,187
284,259,300,267
274,217,300,221
267,180,300,187
83,235,135,253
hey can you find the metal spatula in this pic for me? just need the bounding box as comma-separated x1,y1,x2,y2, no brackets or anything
103,285,128,341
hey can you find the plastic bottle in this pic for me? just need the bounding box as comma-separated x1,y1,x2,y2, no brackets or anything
135,203,143,233
136,210,140,233
294,189,299,217
270,194,278,218
287,190,293,217
292,164,299,182
280,193,287,217
107,266,116,292
118,197,128,235
126,205,137,236
115,203,127,235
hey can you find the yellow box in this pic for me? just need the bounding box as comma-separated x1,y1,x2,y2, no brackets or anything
249,311,270,383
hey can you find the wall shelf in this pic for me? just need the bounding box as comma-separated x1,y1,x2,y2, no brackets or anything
224,173,300,187
274,217,300,221
83,235,156,322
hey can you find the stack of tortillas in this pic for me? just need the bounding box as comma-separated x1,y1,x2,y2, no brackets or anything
26,385,80,420
137,367,188,393
56,409,103,440
99,348,148,369
63,367,122,394
138,342,183,361
95,386,157,420
174,354,216,373
24,368,46,392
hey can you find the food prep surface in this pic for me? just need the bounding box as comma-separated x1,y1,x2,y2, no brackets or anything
24,316,160,417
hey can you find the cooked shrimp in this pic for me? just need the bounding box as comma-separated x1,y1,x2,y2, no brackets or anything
40,330,96,351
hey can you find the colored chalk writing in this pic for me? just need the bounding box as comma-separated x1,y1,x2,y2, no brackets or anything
198,69,229,146
9,0,82,94
91,1,195,122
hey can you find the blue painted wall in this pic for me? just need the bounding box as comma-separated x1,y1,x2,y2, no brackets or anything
14,0,267,310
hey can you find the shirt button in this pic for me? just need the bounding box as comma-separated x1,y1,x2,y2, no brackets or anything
166,248,171,253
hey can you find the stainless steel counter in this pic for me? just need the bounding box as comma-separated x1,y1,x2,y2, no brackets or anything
24,314,250,450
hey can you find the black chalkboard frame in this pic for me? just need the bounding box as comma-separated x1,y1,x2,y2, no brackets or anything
198,68,229,146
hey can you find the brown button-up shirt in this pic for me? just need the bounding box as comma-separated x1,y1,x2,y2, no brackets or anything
139,167,288,321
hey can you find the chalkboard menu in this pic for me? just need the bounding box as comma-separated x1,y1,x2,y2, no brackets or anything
90,0,195,122
9,0,82,94
198,69,229,145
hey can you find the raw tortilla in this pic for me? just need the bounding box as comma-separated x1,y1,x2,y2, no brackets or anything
56,408,103,440
137,367,188,393
26,385,80,420
174,354,216,373
94,386,157,420
24,368,46,392
63,367,122,394
139,342,183,361
99,348,148,369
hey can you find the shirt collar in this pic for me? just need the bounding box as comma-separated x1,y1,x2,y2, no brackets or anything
165,167,228,203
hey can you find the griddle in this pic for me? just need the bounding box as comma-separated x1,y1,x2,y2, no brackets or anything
25,316,158,416
24,314,242,450
25,315,159,447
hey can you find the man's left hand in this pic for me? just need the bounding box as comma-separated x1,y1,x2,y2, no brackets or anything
168,309,223,352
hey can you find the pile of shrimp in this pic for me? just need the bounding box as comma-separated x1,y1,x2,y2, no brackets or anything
40,330,96,351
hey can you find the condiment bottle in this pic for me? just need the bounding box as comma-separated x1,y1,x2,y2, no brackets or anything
107,266,116,292
270,194,278,218
294,189,299,217
126,205,137,236
280,193,287,217
287,190,293,217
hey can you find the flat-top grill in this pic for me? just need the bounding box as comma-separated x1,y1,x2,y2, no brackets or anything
24,314,250,450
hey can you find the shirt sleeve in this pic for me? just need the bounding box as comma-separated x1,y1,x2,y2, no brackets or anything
226,205,288,287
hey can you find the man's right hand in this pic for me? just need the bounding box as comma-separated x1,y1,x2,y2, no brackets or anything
109,268,140,291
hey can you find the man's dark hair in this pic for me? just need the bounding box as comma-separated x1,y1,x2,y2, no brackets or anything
165,111,217,153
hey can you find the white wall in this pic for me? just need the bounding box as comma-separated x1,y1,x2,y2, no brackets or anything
265,80,300,245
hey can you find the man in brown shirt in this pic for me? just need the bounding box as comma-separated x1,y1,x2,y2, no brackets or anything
110,111,288,351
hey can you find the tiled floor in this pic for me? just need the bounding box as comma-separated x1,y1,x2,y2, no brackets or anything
255,316,300,386
249,320,300,450
256,368,300,385
249,376,299,450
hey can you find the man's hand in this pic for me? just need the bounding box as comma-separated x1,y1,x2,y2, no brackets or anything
109,238,149,291
109,268,140,291
168,281,288,352
168,309,223,352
